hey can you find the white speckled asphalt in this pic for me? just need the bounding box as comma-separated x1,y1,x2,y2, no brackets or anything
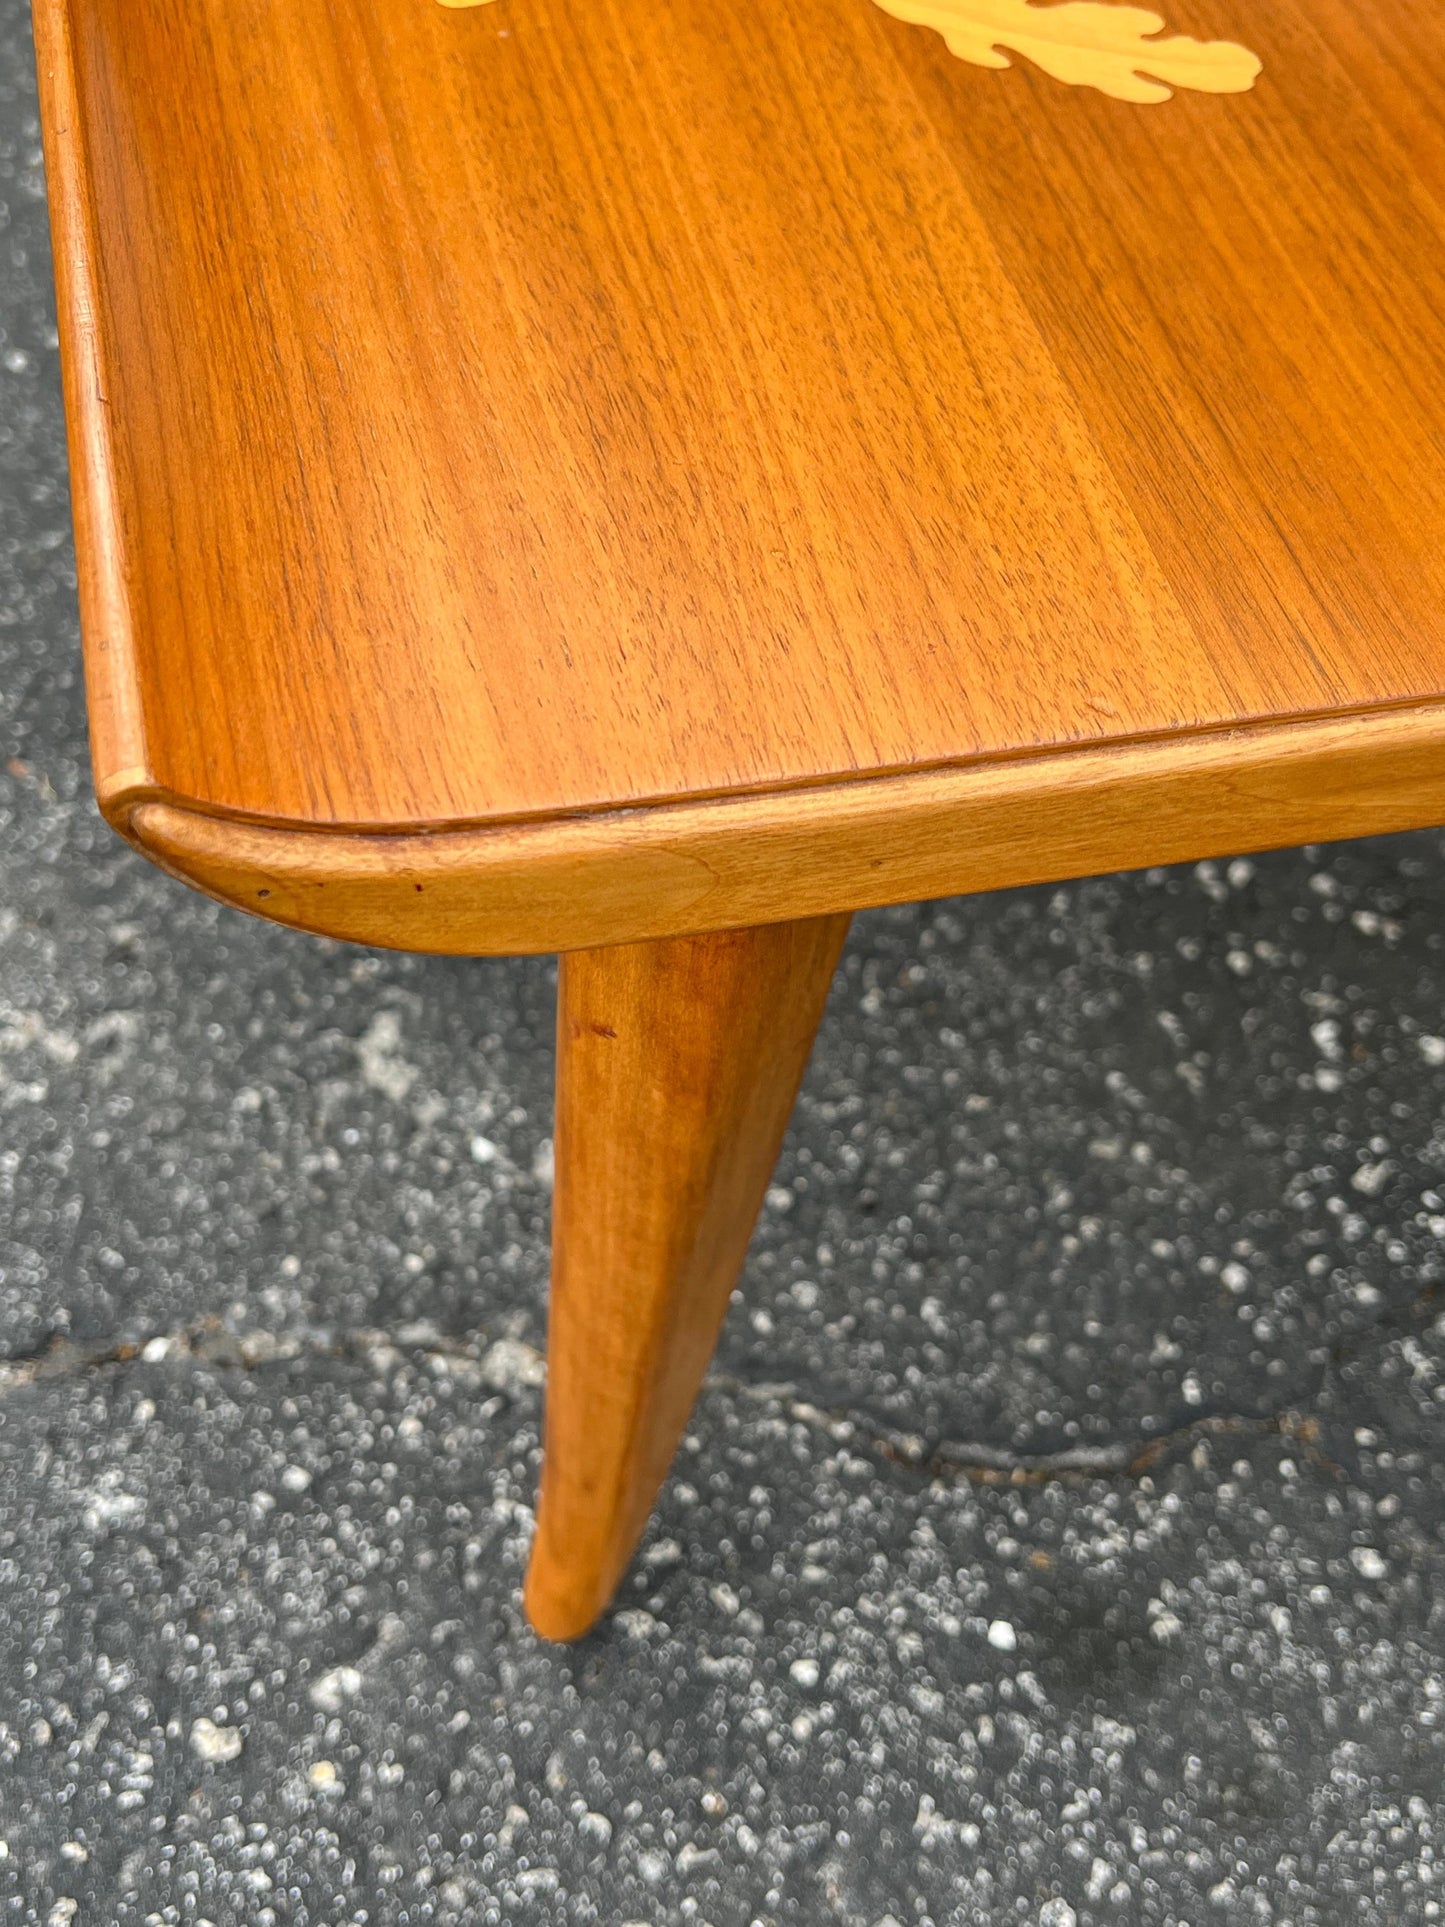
1,10,1443,1922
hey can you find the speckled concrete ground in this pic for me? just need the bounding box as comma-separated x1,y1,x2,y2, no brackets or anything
2,10,1444,1925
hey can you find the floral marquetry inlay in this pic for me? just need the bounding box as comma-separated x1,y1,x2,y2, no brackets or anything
435,0,1261,104
872,0,1260,101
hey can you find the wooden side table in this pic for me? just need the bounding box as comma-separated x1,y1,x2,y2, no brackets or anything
33,0,1445,1636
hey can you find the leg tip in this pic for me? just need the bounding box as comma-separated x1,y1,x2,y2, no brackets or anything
523,1542,608,1642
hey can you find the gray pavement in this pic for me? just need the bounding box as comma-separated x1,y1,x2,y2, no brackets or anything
2,7,1444,1922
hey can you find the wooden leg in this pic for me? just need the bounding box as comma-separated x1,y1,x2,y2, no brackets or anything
523,914,851,1640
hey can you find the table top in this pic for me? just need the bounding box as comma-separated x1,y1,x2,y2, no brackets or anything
34,0,1445,950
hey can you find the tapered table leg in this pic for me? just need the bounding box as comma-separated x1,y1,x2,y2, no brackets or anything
523,914,851,1640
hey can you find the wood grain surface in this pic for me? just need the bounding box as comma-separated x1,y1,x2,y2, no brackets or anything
525,915,850,1639
33,0,1445,928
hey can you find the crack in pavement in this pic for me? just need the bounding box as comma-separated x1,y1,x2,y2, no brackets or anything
0,1317,501,1393
704,1372,1343,1486
4,1277,1436,1489
707,1278,1443,1488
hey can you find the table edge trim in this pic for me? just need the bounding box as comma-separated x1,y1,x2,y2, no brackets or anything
122,700,1445,953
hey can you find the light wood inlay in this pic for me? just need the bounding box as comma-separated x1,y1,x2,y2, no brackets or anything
871,0,1259,100
439,0,1260,101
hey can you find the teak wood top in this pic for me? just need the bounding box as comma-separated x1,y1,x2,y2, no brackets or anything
34,0,1445,951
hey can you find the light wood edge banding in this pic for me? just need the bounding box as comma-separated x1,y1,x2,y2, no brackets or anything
126,705,1445,956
